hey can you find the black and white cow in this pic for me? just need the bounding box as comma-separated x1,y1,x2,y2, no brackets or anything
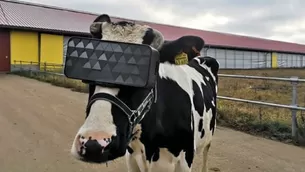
70,14,219,172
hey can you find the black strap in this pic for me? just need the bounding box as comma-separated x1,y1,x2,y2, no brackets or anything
86,93,133,118
132,89,154,122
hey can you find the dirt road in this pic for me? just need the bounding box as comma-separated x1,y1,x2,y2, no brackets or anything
0,74,304,172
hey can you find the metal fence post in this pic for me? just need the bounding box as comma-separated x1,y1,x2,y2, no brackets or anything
44,62,47,79
13,60,15,70
290,76,299,140
43,62,46,72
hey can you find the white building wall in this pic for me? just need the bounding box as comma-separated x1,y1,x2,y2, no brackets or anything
201,47,305,69
277,53,305,68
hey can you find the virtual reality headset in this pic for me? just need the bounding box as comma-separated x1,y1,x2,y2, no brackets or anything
64,37,160,88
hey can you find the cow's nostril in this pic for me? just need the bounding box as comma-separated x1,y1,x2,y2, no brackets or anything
77,132,113,158
84,140,104,153
75,131,114,161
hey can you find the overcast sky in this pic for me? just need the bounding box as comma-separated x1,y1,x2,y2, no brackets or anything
22,0,305,44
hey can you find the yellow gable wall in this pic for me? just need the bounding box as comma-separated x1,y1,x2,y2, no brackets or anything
271,52,278,68
10,31,39,64
40,33,63,64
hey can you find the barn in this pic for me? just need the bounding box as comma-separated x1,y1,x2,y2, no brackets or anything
0,0,305,73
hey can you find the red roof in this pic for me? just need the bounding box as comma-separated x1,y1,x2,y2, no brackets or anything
1,0,305,54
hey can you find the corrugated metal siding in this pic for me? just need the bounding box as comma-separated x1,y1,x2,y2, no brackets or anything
0,3,8,25
1,0,305,54
145,23,305,54
0,1,95,34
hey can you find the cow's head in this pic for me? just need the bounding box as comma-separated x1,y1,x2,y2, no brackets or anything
159,35,204,65
89,14,164,50
70,14,164,163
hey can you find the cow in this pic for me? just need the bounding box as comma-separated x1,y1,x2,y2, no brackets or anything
70,14,219,172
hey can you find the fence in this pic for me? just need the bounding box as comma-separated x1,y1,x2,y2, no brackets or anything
12,60,305,143
218,74,305,140
11,60,64,73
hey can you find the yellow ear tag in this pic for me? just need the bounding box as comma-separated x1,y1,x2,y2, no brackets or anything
174,52,188,65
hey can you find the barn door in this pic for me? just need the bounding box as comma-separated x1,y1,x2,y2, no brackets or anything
0,30,10,72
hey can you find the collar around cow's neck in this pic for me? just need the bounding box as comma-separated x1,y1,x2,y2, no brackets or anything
85,87,156,143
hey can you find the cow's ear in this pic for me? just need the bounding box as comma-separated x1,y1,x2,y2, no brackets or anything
142,28,164,50
159,36,204,64
94,14,111,23
90,14,111,39
179,36,205,55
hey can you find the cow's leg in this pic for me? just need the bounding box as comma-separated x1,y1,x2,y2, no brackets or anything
126,146,150,172
149,148,178,172
126,152,141,172
201,143,211,172
126,125,149,172
174,151,192,172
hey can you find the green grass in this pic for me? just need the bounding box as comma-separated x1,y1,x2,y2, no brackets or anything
13,70,88,93
11,68,305,146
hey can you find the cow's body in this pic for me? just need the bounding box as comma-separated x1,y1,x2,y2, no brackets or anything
70,14,219,172
125,58,218,172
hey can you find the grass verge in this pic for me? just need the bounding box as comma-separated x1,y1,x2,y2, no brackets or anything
218,68,305,145
11,69,305,146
